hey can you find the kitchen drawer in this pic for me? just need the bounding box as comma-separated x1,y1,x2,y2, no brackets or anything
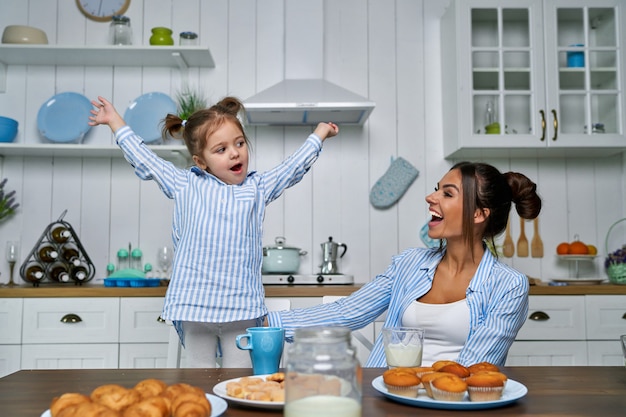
515,296,586,341
22,298,120,344
506,341,588,366
587,340,624,366
0,298,22,344
21,343,118,369
119,298,169,343
0,345,21,378
585,295,626,340
119,343,169,368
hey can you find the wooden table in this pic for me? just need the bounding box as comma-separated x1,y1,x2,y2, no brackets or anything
1,367,624,416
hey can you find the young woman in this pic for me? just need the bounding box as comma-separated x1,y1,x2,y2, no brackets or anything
267,162,541,366
89,95,338,368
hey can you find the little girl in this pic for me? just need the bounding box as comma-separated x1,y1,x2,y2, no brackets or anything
89,95,338,368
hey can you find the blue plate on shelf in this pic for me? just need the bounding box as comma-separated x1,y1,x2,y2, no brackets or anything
124,92,177,143
37,92,93,143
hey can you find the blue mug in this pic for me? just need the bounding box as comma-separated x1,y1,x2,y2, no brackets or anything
236,327,285,375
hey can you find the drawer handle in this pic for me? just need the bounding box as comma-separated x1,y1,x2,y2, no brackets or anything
60,313,83,324
622,313,626,320
157,315,166,323
529,311,549,321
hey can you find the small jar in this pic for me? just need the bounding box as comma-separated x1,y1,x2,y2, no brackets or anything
131,248,143,271
109,15,132,45
117,248,130,270
149,27,174,45
284,326,362,417
179,31,198,46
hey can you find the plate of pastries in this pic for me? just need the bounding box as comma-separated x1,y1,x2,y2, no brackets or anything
372,360,528,410
42,378,227,417
212,372,285,410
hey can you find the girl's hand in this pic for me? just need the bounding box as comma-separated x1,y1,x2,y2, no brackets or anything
88,96,126,132
314,122,339,141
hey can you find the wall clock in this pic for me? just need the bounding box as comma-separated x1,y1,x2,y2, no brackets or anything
76,0,131,22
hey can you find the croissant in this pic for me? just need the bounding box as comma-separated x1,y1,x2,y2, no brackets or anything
50,393,91,417
56,402,121,417
122,396,169,417
133,379,168,399
91,384,141,412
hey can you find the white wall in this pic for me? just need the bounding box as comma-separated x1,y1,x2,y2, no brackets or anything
0,0,624,286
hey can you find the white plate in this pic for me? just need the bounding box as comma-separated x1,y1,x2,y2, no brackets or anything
124,92,177,143
41,393,227,417
37,92,93,143
212,374,284,410
372,376,527,410
556,254,597,261
551,278,606,285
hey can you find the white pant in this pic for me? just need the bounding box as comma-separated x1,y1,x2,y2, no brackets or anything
181,318,261,368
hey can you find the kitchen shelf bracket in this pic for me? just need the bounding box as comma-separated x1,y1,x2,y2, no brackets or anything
171,52,189,83
0,61,6,93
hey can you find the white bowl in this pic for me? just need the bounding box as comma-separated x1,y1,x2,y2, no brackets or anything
2,25,48,44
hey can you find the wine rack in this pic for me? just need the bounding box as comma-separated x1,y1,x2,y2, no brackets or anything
19,210,96,286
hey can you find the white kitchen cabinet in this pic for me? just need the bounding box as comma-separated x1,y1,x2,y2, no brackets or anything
119,344,169,369
20,297,120,370
0,298,23,377
441,0,626,159
585,295,626,365
21,344,119,369
506,295,587,365
119,297,169,369
506,341,588,365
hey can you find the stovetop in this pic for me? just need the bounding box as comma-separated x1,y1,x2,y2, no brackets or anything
262,274,354,285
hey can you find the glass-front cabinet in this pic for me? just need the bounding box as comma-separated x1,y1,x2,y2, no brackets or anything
441,0,625,159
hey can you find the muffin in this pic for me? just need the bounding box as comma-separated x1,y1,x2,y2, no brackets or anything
420,371,456,398
410,366,434,378
471,370,508,388
466,373,505,402
438,363,470,379
468,361,500,374
382,368,421,398
430,375,468,402
431,360,458,372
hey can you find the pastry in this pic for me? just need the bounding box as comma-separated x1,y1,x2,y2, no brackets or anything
468,361,500,374
171,392,211,417
50,392,91,417
466,372,505,402
438,363,470,379
56,401,121,417
431,375,468,402
133,378,167,399
382,367,421,398
420,371,456,398
90,384,141,412
122,396,169,417
431,360,458,371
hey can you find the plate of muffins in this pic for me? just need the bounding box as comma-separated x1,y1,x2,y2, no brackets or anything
372,360,527,410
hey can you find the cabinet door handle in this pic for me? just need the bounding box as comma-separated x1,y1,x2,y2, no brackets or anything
528,311,549,321
622,313,626,320
60,313,83,323
157,315,166,323
539,110,546,141
551,109,558,141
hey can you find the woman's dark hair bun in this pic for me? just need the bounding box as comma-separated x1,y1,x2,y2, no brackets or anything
505,172,541,219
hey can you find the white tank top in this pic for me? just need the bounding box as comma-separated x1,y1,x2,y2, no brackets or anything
402,299,470,366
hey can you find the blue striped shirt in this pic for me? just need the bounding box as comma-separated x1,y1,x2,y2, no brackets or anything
268,246,529,367
115,126,323,324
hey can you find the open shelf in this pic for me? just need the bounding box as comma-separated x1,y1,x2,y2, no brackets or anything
0,143,190,161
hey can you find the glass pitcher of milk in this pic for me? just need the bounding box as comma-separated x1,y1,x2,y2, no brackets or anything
284,327,362,417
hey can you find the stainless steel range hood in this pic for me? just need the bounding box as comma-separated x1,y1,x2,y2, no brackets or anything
243,79,375,126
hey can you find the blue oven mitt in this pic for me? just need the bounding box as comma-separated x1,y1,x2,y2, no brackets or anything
369,156,419,209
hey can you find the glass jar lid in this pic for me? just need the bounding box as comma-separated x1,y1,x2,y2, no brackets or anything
180,31,198,39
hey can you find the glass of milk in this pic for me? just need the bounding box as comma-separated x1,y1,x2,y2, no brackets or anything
382,327,424,368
